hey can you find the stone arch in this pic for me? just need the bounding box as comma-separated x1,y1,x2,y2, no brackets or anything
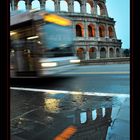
77,48,85,60
102,108,105,117
88,24,95,37
97,2,107,16
108,26,114,38
74,0,81,13
89,47,97,59
31,0,40,10
17,0,26,11
76,23,84,37
116,48,120,57
109,48,114,58
86,3,91,14
45,0,55,11
92,110,97,120
100,47,106,58
80,112,87,123
86,0,94,14
60,0,68,12
99,25,105,37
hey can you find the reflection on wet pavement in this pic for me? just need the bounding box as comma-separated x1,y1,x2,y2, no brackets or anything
11,89,129,140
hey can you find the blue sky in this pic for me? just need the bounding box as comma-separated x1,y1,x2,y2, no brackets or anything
106,0,130,49
14,0,130,49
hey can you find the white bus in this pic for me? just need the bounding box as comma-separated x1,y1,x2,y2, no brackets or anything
10,10,80,78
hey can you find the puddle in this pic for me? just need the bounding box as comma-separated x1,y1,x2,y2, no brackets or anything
11,89,129,140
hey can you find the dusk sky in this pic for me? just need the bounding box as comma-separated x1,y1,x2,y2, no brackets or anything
106,0,130,49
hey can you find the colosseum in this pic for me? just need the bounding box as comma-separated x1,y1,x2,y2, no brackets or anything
10,0,122,60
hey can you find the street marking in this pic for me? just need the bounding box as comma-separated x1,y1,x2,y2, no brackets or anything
63,71,129,74
10,87,130,98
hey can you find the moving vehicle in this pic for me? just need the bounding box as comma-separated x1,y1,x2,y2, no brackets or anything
10,10,80,78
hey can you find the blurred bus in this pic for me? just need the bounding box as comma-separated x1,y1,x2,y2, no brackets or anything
10,10,80,78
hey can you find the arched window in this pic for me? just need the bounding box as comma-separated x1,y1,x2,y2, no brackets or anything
80,112,87,123
86,0,94,14
86,3,91,14
45,0,55,11
17,0,26,11
102,108,105,117
31,0,40,10
60,0,68,12
97,3,106,16
76,24,84,37
88,24,95,37
77,48,85,60
74,1,81,13
88,26,93,37
116,48,120,57
97,5,100,15
92,110,97,120
109,48,114,57
89,47,96,59
108,26,114,38
99,25,105,37
100,47,106,58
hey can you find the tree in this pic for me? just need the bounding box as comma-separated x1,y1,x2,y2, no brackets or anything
123,49,130,57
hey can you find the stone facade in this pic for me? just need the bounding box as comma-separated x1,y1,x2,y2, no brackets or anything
10,0,122,59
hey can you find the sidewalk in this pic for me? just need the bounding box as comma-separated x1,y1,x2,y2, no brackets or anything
106,97,130,140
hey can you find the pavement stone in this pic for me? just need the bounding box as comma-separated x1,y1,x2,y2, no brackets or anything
107,97,130,140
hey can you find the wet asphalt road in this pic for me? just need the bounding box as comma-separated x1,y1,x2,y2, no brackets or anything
11,64,130,94
10,64,130,140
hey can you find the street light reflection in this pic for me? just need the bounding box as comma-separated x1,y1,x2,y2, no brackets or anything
44,98,60,113
71,93,83,106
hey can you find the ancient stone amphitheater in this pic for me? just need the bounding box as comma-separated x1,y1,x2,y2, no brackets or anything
10,0,122,59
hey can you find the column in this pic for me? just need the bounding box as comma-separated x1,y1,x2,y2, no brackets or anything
113,26,117,39
95,23,99,39
96,108,103,119
84,22,88,39
40,0,46,10
107,47,110,58
75,109,81,125
86,109,92,123
11,0,15,11
105,108,112,118
90,1,96,15
14,0,18,11
81,2,86,14
113,48,115,57
68,1,74,13
85,46,89,60
55,0,60,12
93,2,97,15
96,48,100,59
26,0,31,10
114,47,117,58
106,24,109,39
